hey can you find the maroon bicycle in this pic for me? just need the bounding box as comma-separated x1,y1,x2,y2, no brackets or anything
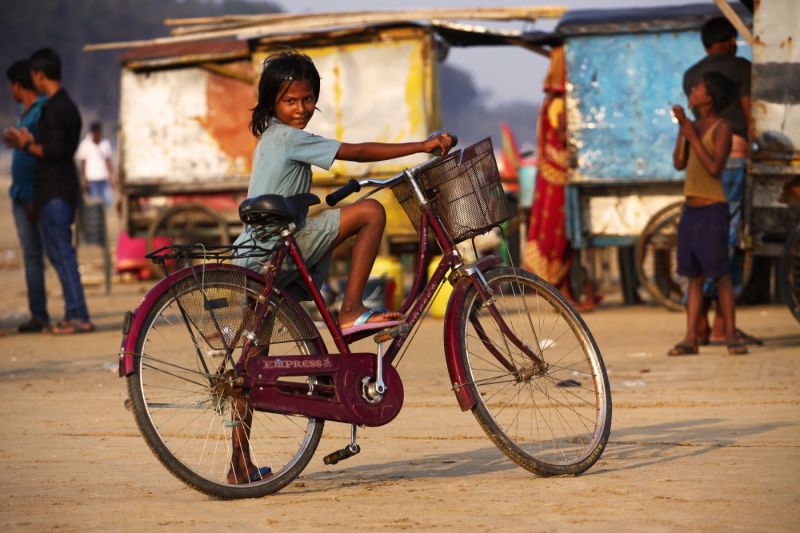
117,137,611,499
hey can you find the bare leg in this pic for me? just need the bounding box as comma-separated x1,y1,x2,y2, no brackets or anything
227,398,266,484
333,199,402,328
669,276,703,355
696,298,712,343
715,275,747,354
684,276,704,348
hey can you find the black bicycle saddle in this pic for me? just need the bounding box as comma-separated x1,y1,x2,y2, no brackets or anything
238,193,320,226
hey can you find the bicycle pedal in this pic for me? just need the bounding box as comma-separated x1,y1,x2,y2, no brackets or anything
323,444,361,465
373,324,411,344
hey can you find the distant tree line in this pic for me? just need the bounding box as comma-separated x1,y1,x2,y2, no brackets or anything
1,0,537,155
0,0,280,130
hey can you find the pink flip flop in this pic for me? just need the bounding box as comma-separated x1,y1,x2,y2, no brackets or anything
341,309,403,336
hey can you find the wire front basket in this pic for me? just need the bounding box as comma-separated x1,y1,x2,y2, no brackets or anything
392,137,510,245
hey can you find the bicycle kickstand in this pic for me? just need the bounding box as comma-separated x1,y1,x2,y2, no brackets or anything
323,424,361,465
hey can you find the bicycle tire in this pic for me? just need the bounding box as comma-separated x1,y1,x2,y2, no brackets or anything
634,202,685,311
127,266,324,499
781,224,800,323
456,266,611,476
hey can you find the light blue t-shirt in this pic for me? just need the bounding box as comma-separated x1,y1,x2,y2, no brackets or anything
235,117,342,292
9,95,47,204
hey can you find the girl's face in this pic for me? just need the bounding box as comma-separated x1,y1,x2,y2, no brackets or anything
274,79,316,129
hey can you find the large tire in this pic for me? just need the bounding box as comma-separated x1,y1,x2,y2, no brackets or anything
145,203,232,275
635,202,686,311
127,267,324,498
457,267,611,476
635,201,753,310
781,224,800,323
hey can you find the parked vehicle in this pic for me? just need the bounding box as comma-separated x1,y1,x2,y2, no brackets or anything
87,8,564,273
554,4,756,308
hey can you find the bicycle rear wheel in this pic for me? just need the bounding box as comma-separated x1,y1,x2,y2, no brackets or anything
127,266,324,499
457,267,611,476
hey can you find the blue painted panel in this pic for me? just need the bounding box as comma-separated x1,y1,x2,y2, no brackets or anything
566,32,751,182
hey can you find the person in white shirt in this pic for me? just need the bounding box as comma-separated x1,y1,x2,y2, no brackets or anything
76,121,114,207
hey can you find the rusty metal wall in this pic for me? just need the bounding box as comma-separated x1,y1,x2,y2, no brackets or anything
119,60,256,187
751,0,800,164
746,0,799,255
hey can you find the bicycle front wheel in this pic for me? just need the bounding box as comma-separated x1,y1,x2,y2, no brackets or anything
457,267,611,476
127,266,324,499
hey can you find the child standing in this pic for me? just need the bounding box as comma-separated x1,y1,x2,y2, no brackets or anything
669,71,747,356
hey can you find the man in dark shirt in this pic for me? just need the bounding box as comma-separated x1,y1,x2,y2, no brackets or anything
5,48,93,334
683,17,751,141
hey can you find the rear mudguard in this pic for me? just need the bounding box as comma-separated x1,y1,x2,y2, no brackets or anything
443,255,502,411
117,263,326,377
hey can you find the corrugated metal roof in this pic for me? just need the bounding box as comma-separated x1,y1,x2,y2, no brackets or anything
119,39,248,64
557,3,750,36
85,6,566,53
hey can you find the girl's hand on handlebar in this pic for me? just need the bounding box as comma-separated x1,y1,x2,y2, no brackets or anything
423,133,454,156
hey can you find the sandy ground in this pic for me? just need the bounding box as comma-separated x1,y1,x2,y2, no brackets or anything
0,178,798,531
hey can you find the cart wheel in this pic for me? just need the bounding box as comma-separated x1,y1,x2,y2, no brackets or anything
635,202,753,311
145,203,231,274
635,201,685,311
781,224,800,323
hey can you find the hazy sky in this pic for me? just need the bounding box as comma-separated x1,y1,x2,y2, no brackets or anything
272,0,710,106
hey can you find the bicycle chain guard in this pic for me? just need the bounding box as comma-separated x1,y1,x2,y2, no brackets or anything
246,353,404,427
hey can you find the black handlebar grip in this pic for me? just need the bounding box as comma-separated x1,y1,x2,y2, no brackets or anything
326,179,361,206
431,133,459,156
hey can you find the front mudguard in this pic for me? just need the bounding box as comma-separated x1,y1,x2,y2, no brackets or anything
117,264,326,377
442,255,502,411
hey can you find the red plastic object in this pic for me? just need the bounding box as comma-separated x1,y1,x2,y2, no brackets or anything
115,230,171,279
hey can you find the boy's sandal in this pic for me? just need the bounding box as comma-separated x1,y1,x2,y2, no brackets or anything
726,341,749,356
710,328,764,346
51,319,95,335
733,328,763,346
667,343,699,356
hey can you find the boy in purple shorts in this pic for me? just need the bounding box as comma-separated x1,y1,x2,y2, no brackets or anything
669,71,747,356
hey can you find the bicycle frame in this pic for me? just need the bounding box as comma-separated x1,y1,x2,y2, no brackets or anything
119,157,545,416
236,187,544,412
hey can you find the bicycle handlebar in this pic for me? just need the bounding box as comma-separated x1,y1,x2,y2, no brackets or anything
325,133,458,206
325,179,361,206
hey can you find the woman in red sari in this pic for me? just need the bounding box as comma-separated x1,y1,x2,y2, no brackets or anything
523,46,597,310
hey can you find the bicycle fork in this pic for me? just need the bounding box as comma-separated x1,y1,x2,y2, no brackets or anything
466,267,547,376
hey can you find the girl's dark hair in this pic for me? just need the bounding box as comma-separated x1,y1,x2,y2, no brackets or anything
702,71,735,113
250,51,321,137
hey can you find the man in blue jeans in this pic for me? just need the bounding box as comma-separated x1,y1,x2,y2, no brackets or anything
6,48,93,334
4,60,49,332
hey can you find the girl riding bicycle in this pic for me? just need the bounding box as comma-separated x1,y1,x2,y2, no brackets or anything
126,53,611,491
228,51,451,483
234,50,453,334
